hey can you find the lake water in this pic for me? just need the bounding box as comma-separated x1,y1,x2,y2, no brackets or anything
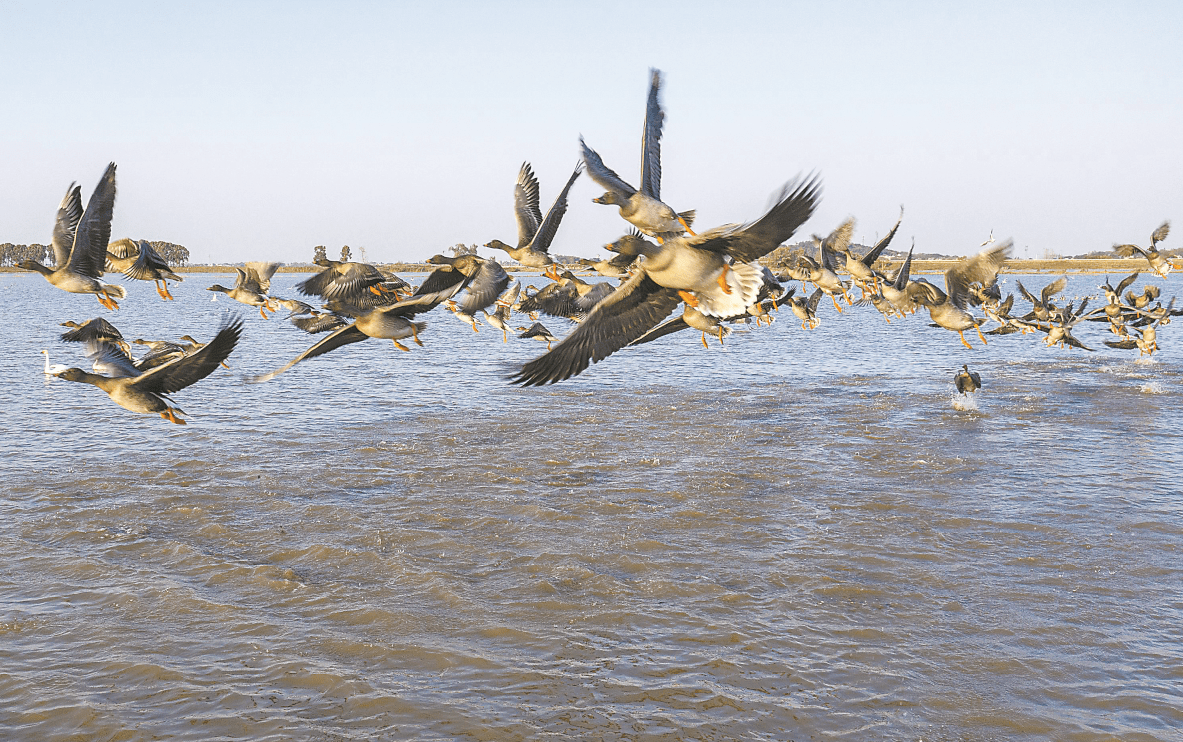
2,269,1181,740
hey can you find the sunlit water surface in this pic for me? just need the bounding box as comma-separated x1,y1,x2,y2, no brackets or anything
2,271,1181,740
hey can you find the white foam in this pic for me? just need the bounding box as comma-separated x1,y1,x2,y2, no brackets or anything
951,393,980,411
1140,382,1166,394
1134,356,1158,365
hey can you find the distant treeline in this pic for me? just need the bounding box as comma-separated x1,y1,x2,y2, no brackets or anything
0,240,189,267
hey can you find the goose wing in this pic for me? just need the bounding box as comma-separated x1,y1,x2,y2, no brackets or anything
639,68,664,200
514,163,543,248
945,241,1011,310
1115,271,1141,297
1114,243,1149,259
85,339,140,378
61,317,123,343
511,270,680,386
250,321,368,383
1151,220,1170,246
862,206,903,267
1040,276,1067,306
628,313,689,347
456,259,510,315
714,177,822,264
124,240,180,281
527,162,583,254
67,162,117,280
131,317,243,394
51,183,84,269
580,138,636,198
242,261,281,293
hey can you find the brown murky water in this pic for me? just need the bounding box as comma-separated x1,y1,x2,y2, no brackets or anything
3,272,1181,740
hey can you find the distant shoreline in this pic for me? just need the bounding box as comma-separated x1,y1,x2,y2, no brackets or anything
0,258,1165,276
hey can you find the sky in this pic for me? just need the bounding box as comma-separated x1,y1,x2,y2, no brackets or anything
2,0,1180,263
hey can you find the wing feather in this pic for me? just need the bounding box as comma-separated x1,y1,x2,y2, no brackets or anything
527,162,583,255
511,271,680,385
249,323,367,383
51,183,84,268
639,68,664,200
132,316,244,394
67,162,117,279
514,162,542,248
580,137,636,198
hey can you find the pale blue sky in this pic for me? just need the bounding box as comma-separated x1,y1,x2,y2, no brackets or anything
2,1,1180,262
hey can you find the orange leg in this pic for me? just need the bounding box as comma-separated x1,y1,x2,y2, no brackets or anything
678,290,700,308
412,325,423,346
716,265,733,295
717,326,725,345
830,294,844,313
678,215,696,236
958,330,973,349
701,332,709,349
258,305,270,319
161,408,187,425
975,325,989,345
393,340,410,352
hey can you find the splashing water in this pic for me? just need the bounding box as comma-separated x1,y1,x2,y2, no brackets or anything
1140,381,1166,394
951,392,980,411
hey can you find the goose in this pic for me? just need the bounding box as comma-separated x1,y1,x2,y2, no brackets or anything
485,162,582,267
954,364,982,394
207,262,281,317
19,162,126,310
913,241,1012,348
836,206,903,298
1114,221,1176,277
510,175,820,385
581,70,695,240
517,322,559,350
106,238,183,300
56,316,243,424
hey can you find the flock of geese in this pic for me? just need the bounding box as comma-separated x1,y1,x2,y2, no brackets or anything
22,69,1181,423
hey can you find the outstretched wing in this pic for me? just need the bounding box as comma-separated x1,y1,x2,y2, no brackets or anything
456,259,510,315
511,270,681,386
51,183,84,268
132,316,244,394
528,161,583,255
713,176,822,264
639,68,664,200
1040,276,1067,305
514,162,542,248
249,322,367,383
945,241,1011,310
862,205,903,267
1151,220,1170,246
580,137,636,198
67,162,117,279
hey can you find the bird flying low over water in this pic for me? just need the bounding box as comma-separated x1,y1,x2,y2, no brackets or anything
106,238,183,301
1113,221,1177,278
56,316,244,424
207,262,282,318
913,241,1012,349
485,162,583,267
19,162,126,310
510,175,820,386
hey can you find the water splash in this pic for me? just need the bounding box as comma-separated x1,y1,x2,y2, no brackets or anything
951,392,980,411
1140,382,1166,394
1134,356,1158,365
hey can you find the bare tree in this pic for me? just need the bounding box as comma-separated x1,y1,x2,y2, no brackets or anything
313,245,327,263
449,243,478,257
340,245,352,262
